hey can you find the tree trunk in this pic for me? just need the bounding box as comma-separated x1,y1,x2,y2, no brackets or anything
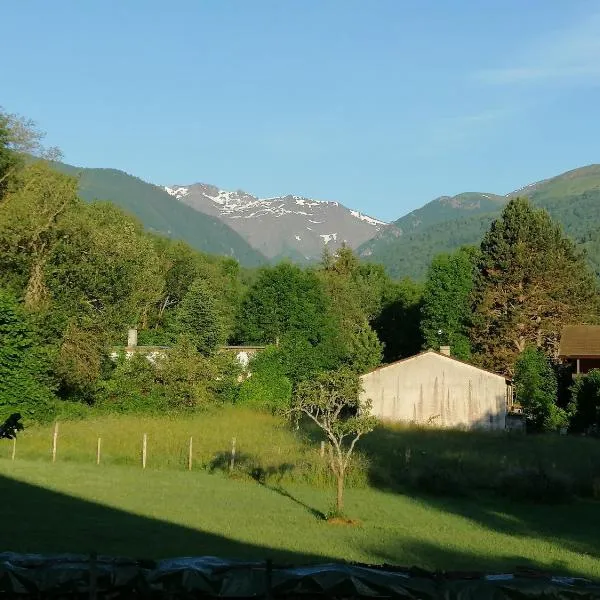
336,470,345,514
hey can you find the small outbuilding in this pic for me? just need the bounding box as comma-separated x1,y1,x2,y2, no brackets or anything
360,348,512,431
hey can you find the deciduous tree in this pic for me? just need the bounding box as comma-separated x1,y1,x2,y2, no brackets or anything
421,247,477,360
293,368,376,514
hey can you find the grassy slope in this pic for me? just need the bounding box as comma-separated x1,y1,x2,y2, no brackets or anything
0,459,599,577
1,410,599,576
361,165,600,279
52,162,266,267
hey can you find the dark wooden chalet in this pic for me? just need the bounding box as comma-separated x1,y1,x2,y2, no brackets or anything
558,325,600,374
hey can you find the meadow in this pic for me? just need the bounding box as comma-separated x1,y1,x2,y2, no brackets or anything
0,408,599,578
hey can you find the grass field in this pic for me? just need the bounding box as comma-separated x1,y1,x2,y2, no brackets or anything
6,408,600,498
0,458,598,578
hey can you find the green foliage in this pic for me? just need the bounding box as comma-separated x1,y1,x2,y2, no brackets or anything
420,247,477,360
471,198,598,375
0,290,56,421
316,246,383,373
237,347,292,413
568,370,600,434
235,263,333,345
514,347,564,432
372,278,423,363
155,338,222,409
294,368,377,512
97,352,165,414
175,278,226,355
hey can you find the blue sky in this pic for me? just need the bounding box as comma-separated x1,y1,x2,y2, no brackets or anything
3,1,600,221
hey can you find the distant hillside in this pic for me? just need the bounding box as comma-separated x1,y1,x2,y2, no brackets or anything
393,192,505,235
52,163,266,267
360,165,600,279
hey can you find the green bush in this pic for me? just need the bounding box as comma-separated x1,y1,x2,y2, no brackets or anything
514,347,565,432
96,352,166,414
0,290,56,422
237,347,292,413
568,370,600,434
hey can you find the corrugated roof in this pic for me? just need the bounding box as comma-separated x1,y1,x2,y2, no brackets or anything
559,325,600,358
362,349,510,381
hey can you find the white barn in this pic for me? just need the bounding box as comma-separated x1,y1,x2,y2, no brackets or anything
360,349,511,430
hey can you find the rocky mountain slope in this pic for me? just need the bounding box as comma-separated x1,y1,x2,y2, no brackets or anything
52,163,267,267
164,183,388,261
359,165,600,280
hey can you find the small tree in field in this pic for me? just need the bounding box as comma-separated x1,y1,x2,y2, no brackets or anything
293,368,376,515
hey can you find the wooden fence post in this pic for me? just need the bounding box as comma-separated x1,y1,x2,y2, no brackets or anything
142,433,147,469
188,436,193,471
11,437,16,461
229,437,236,472
97,437,102,465
52,422,59,463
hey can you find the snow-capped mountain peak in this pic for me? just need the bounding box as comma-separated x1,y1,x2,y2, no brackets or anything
163,183,388,261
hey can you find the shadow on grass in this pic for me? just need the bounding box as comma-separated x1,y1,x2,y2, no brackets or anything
358,424,600,562
0,471,325,562
0,468,596,579
209,450,326,520
368,538,597,580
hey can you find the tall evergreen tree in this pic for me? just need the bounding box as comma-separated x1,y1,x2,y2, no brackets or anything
471,198,598,374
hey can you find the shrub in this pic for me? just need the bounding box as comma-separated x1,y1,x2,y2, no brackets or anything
0,289,56,422
514,347,565,432
96,352,166,414
237,347,292,413
568,369,600,434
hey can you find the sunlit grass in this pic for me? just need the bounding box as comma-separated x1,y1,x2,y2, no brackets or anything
2,407,367,487
0,459,598,578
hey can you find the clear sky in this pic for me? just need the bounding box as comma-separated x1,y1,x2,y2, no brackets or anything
3,1,600,221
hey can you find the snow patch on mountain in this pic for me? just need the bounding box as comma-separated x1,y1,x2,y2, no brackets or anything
165,186,189,198
350,210,387,226
320,233,338,244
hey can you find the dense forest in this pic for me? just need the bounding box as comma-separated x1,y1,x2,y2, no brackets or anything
1,109,599,434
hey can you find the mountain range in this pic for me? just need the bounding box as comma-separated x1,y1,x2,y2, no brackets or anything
51,160,600,278
359,164,600,279
164,183,387,262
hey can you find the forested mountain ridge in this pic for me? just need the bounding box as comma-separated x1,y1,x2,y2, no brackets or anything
359,164,600,279
51,162,267,267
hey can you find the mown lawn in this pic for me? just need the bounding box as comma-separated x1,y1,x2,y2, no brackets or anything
0,459,598,578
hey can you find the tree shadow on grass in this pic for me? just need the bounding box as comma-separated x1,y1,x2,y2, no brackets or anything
0,469,596,581
209,450,326,520
358,424,600,562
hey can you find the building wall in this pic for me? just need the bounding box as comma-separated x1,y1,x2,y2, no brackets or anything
360,352,508,430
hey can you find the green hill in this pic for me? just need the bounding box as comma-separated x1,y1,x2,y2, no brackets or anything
360,165,600,279
52,162,267,267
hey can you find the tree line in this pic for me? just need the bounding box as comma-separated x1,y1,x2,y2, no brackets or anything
1,109,599,435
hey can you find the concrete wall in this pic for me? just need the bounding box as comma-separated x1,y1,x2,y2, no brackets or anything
360,351,508,430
